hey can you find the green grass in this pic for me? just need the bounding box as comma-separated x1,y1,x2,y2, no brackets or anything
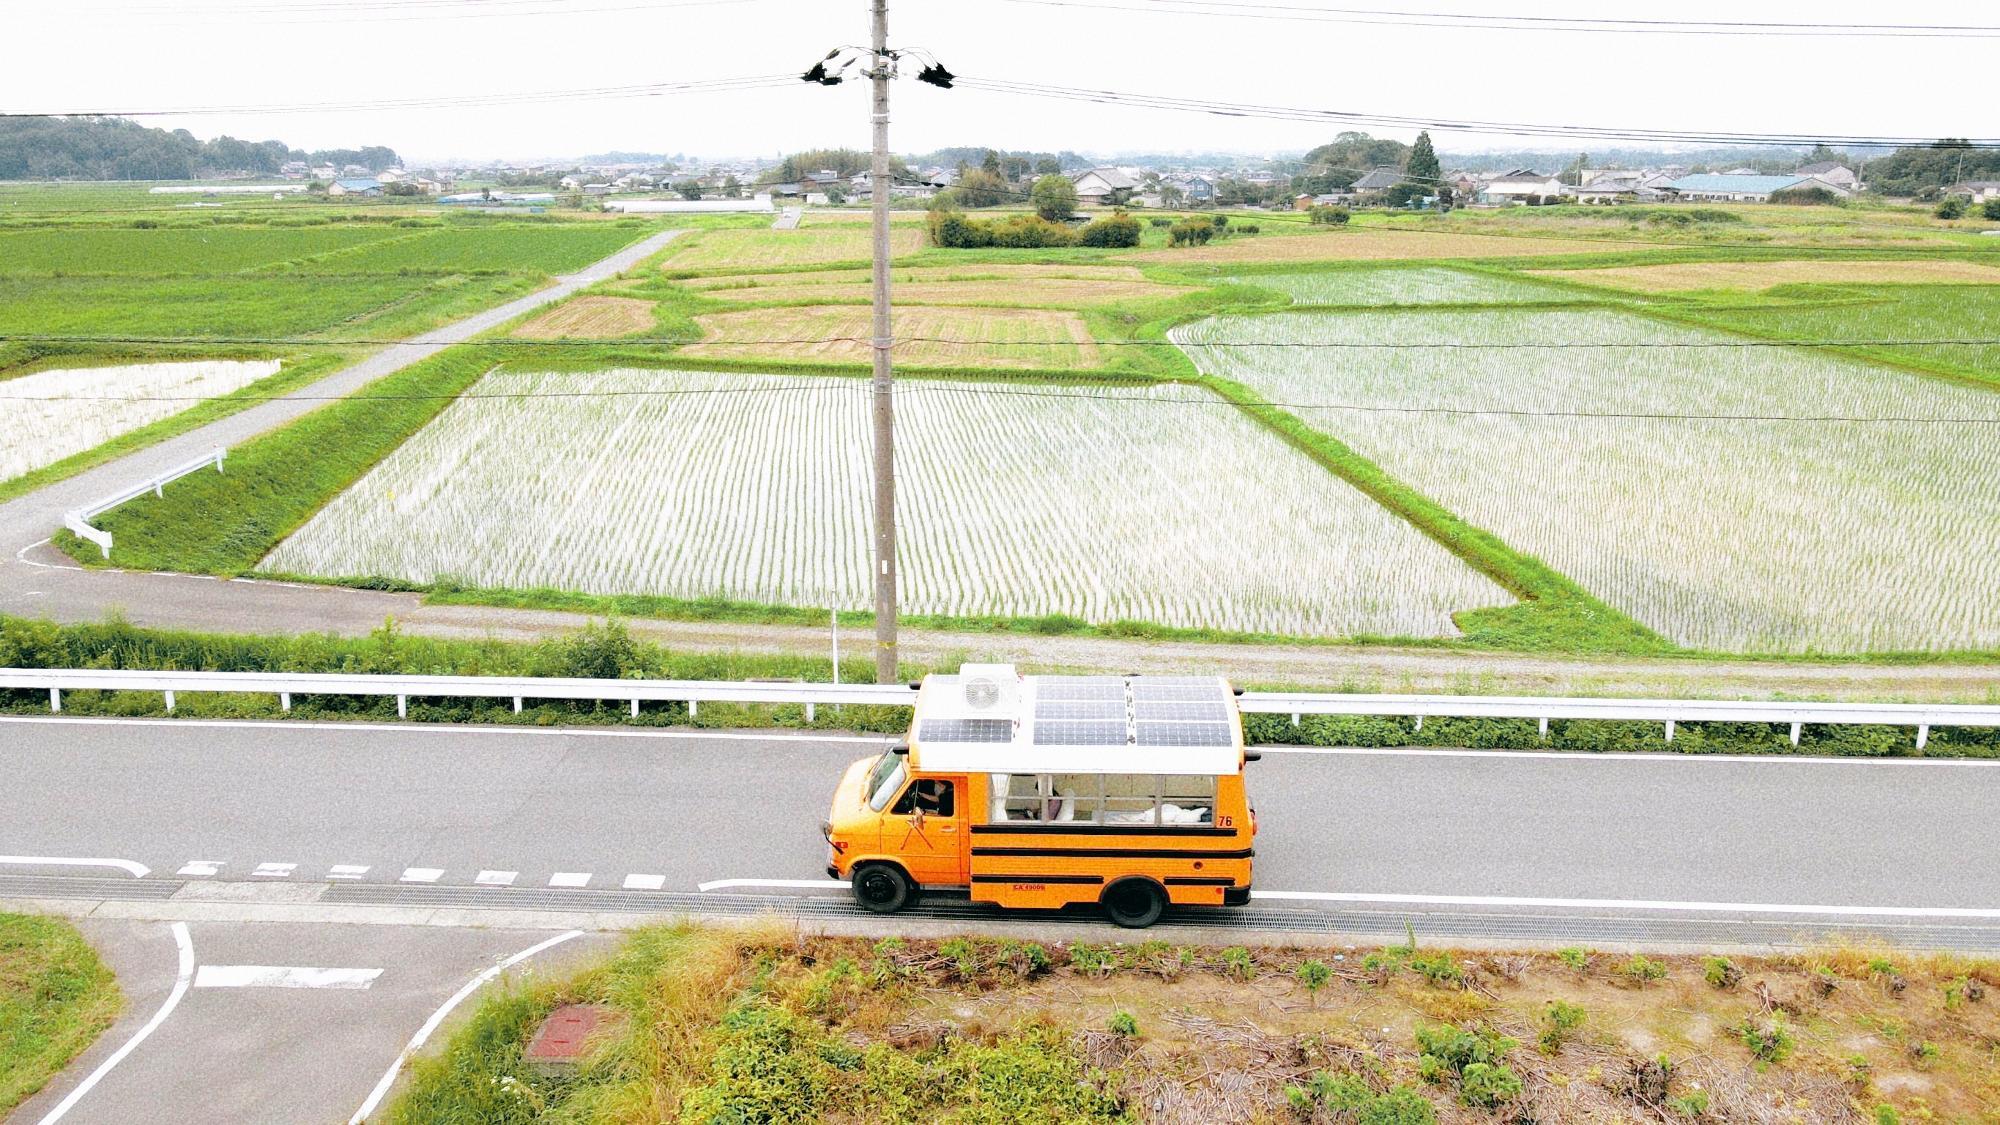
0,225,411,274
0,914,122,1116
0,350,347,503
0,275,441,337
1668,283,2000,391
61,346,505,573
302,223,655,274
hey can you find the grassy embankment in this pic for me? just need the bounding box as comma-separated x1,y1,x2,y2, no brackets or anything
386,923,2000,1124
0,914,121,1116
8,613,1999,757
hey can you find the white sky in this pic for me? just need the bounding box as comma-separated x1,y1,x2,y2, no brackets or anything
6,0,1997,165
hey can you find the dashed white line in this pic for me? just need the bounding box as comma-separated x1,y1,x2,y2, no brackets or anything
36,922,193,1125
474,870,517,887
399,868,444,883
251,862,296,878
548,872,590,888
328,865,370,880
195,965,382,990
348,930,584,1125
622,873,666,891
176,861,224,877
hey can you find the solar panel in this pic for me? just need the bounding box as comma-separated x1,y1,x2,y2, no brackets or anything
1032,720,1128,746
1133,700,1231,723
1034,699,1127,721
1136,721,1234,747
1130,678,1226,702
1035,678,1126,702
920,718,1014,743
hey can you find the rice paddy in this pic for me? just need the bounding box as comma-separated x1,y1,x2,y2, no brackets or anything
1224,267,1567,305
684,305,1102,368
1,359,282,482
1175,308,2000,653
1530,259,2000,292
1129,226,1613,264
260,368,1512,636
690,276,1190,308
513,295,657,338
660,226,927,270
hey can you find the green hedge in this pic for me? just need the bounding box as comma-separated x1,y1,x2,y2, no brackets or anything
1242,712,2000,758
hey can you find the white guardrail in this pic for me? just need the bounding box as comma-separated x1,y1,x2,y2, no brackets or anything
63,446,227,559
5,668,2000,748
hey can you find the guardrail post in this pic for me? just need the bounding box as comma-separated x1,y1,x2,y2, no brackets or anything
1917,724,1930,750
688,699,698,719
629,698,639,718
513,696,523,714
1290,712,1299,727
163,690,175,714
49,688,60,713
1664,719,1675,743
805,701,816,723
280,692,291,712
1413,716,1422,732
1789,722,1802,747
1538,716,1549,739
397,695,407,719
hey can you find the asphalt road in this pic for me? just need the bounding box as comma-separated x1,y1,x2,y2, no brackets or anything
5,715,1998,912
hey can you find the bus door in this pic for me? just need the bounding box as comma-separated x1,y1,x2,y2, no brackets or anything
885,775,968,886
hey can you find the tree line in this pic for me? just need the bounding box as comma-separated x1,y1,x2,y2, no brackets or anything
0,117,399,181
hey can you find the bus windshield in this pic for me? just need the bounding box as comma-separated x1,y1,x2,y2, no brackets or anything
866,753,908,812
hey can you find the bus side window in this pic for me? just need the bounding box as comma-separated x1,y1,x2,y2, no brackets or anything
1161,774,1216,824
893,778,954,817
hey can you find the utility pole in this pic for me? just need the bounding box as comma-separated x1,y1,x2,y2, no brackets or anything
867,0,899,684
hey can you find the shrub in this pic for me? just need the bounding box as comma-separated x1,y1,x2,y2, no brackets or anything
1149,216,1173,227
1297,959,1332,1003
1738,1017,1795,1064
1107,1010,1138,1037
1768,185,1843,206
1309,204,1350,225
1076,210,1141,247
1409,950,1463,987
1030,173,1079,220
987,214,1078,248
1168,216,1216,246
1617,955,1668,986
1220,946,1254,979
1668,1090,1711,1116
1702,956,1743,989
1211,212,1229,228
1458,1062,1522,1108
1984,198,2000,220
1069,943,1116,976
1415,1023,1516,1080
1237,223,1260,233
1539,1001,1586,1053
1556,947,1590,971
1936,195,1968,219
1286,1073,1437,1124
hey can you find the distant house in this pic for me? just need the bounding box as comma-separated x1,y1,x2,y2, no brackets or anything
1349,167,1405,193
1171,175,1215,203
804,169,843,187
1070,167,1139,205
1293,191,1354,209
309,164,338,181
583,183,613,196
558,174,587,190
1949,180,2000,203
1574,171,1670,205
614,172,655,190
411,177,442,194
1478,170,1567,204
1794,161,1860,190
327,178,382,197
1662,173,1853,203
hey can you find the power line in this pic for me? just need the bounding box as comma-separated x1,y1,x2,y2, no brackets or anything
989,0,2000,38
46,0,761,25
5,333,1999,350
1,73,798,119
6,376,1996,426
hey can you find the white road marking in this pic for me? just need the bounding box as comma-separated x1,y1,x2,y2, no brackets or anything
399,868,444,883
548,872,590,888
176,861,224,877
0,715,896,746
622,873,666,891
36,922,193,1125
195,965,382,990
328,865,370,880
251,862,296,878
1255,745,2000,767
0,855,150,879
348,930,584,1125
1248,890,2000,919
697,878,849,893
475,870,517,887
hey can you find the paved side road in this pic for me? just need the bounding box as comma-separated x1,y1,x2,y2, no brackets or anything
5,716,1999,911
9,918,609,1124
0,227,682,555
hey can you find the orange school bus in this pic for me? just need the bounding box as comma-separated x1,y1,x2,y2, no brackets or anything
824,664,1255,928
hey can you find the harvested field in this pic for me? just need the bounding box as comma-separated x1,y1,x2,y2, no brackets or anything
679,263,1149,287
684,305,1102,368
660,226,926,269
262,368,1507,636
1228,266,1568,305
2,359,282,482
692,276,1191,308
1130,227,1614,264
1531,258,2000,292
512,295,656,338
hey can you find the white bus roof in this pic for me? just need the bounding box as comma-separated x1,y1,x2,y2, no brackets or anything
910,666,1242,775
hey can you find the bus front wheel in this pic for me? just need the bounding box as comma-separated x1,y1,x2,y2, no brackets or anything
1102,879,1167,929
851,862,914,914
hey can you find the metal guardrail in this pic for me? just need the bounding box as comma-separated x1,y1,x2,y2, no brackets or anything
5,668,2000,748
62,446,227,559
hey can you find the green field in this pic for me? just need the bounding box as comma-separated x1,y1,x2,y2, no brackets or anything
0,224,412,273
0,914,121,1115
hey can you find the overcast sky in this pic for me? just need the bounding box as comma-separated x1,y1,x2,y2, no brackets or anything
7,0,1997,164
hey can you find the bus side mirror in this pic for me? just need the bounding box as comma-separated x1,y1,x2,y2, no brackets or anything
1242,750,1262,763
891,744,910,756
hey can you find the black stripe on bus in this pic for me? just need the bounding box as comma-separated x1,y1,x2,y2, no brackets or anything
971,824,1238,837
1164,876,1240,887
968,873,1106,885
972,846,1253,860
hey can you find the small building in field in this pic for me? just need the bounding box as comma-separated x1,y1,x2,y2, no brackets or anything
1949,180,2000,203
1070,166,1139,205
328,178,383,197
1477,170,1567,204
1662,173,1853,203
1794,161,1861,190
1348,167,1404,194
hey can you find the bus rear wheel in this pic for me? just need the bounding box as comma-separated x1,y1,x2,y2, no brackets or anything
851,862,914,914
1102,879,1167,929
